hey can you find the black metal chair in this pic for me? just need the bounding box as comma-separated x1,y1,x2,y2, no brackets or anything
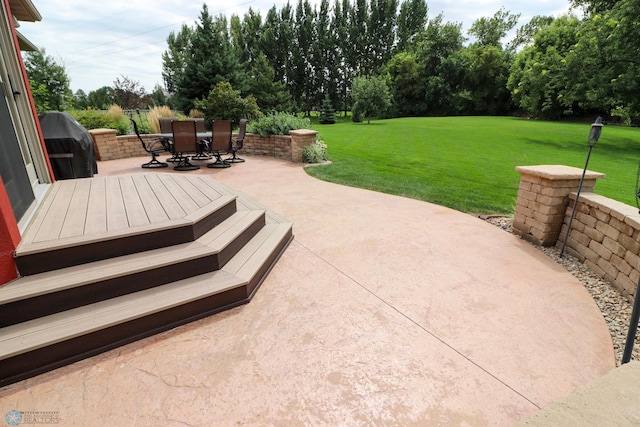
130,118,169,169
226,119,247,163
207,120,232,169
171,120,200,171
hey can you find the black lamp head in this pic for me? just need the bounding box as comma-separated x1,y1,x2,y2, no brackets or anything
588,116,603,145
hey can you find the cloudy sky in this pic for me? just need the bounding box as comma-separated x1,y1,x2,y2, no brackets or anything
16,0,575,94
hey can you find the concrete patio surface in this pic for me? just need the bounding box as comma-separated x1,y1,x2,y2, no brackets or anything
0,155,617,426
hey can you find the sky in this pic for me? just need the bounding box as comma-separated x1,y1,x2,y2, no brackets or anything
16,0,575,94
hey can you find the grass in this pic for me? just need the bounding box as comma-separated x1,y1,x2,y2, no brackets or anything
305,116,640,214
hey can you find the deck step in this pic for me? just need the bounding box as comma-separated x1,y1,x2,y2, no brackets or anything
14,195,238,275
1,174,293,387
0,209,266,328
0,221,292,387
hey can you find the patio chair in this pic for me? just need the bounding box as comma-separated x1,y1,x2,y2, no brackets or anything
157,118,180,163
190,118,212,160
207,120,232,169
171,120,200,171
130,118,169,169
157,117,174,133
226,119,247,163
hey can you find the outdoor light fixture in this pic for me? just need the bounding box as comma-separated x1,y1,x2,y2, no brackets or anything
588,116,603,145
559,117,603,258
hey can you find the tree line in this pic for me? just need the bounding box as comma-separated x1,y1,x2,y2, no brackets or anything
24,0,640,124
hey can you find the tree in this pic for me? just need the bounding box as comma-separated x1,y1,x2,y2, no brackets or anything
565,0,640,120
319,94,336,123
73,89,89,109
507,16,582,119
112,75,151,109
396,0,428,52
367,0,398,73
351,75,392,123
247,53,292,112
162,24,193,94
175,5,245,113
456,9,519,115
386,51,427,116
23,47,73,112
467,7,520,47
291,0,316,113
194,81,262,127
150,84,168,107
86,86,114,109
410,14,466,115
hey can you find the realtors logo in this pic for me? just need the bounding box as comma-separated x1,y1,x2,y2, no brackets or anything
4,410,60,425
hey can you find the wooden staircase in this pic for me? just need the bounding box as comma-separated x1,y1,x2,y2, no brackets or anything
0,174,293,387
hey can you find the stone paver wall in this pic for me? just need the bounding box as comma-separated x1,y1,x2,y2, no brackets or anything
90,129,318,163
515,164,640,300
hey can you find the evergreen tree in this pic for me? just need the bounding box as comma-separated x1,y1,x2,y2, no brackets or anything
319,94,336,124
175,5,245,114
162,24,193,94
248,53,293,112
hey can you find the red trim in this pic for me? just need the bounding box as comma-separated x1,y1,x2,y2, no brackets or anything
0,177,20,284
4,0,55,182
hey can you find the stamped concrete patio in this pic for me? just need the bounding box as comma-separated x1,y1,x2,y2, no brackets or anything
0,155,615,426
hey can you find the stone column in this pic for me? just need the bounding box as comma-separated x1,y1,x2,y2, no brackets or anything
514,165,605,246
290,129,318,163
89,128,120,161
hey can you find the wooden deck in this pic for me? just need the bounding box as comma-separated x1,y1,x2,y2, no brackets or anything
1,173,293,386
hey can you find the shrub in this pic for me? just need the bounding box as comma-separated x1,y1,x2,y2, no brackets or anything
302,138,328,163
71,108,129,135
194,82,262,127
148,105,173,133
247,113,311,136
189,109,205,118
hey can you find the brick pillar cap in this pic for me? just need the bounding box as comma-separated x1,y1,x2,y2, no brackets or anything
289,129,317,136
515,165,606,180
88,128,117,135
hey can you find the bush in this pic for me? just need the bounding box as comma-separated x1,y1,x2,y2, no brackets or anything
302,138,327,163
194,82,262,127
70,108,129,135
247,113,311,136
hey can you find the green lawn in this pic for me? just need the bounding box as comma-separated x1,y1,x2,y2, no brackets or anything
306,116,640,214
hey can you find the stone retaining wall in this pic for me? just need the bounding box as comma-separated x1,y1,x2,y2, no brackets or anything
89,128,318,163
515,164,640,300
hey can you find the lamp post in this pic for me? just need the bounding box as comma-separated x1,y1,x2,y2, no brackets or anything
559,117,603,258
622,164,640,363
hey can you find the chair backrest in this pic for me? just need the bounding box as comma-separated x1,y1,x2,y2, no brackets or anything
193,118,206,133
236,119,248,142
130,118,151,153
211,120,232,152
171,120,198,154
158,117,174,133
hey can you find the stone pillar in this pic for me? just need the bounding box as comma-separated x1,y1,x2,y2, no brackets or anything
89,128,120,161
514,165,605,246
290,129,318,163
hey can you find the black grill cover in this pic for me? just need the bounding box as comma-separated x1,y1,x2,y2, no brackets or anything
39,112,98,179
